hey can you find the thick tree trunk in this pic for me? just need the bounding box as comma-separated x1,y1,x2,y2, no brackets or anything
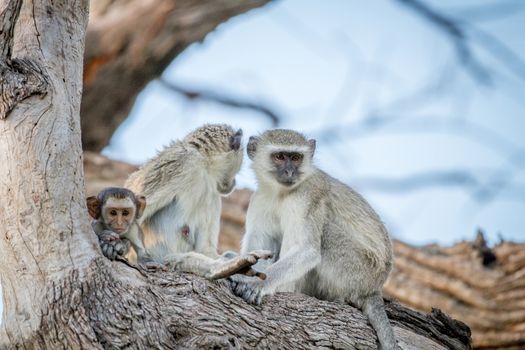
0,0,98,342
1,2,470,349
81,0,270,152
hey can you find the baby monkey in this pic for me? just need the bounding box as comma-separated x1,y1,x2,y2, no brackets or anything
87,187,163,270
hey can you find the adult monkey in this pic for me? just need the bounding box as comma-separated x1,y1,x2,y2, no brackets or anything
123,124,271,279
231,129,399,350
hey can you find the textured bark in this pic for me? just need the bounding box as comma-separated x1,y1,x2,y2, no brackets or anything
386,237,525,350
81,0,271,152
0,0,98,344
15,258,469,350
0,0,48,119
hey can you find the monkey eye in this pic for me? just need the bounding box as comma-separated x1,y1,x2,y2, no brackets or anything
291,154,303,162
274,153,285,161
110,210,117,216
122,210,130,216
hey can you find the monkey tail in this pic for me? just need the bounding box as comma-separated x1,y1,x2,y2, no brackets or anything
362,293,400,350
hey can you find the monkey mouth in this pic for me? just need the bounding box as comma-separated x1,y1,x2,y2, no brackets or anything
113,228,126,234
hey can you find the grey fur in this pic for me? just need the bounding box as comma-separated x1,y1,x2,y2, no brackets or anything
233,129,399,350
125,124,271,279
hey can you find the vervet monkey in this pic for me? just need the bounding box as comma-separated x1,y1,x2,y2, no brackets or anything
230,129,399,350
87,187,162,269
124,124,272,279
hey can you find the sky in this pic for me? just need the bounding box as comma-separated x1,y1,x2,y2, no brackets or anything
2,0,525,325
103,0,525,246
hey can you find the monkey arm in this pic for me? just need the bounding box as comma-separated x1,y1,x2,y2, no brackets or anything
231,245,321,305
233,204,323,304
263,245,321,294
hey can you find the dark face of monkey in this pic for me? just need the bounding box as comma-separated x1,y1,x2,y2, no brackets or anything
86,187,146,236
270,151,304,186
248,129,316,188
215,128,243,195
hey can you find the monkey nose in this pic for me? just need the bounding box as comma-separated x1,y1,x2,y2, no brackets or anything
285,169,294,177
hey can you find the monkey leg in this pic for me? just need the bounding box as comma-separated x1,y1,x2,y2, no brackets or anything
166,250,272,280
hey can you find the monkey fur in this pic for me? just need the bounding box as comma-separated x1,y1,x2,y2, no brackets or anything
230,129,399,350
122,124,272,279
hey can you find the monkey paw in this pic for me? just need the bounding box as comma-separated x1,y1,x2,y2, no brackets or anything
247,250,273,260
231,279,265,305
99,236,130,261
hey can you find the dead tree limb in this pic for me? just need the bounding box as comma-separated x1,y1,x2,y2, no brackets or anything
81,0,271,151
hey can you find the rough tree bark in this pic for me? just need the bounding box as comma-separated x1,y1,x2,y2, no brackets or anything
81,0,270,152
1,1,471,349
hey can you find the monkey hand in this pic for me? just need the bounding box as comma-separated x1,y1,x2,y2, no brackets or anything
97,229,119,242
230,277,266,305
98,233,131,261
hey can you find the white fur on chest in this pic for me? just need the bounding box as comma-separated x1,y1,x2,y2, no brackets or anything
249,190,306,252
145,173,221,257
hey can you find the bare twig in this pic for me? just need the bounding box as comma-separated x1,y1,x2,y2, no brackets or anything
350,169,525,203
394,0,492,84
395,0,525,86
449,1,525,22
158,78,280,126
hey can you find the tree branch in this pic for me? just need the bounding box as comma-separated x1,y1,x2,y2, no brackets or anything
394,0,492,84
159,78,280,126
81,0,271,151
16,258,470,349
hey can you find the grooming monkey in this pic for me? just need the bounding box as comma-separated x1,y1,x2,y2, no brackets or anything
123,124,271,279
87,187,162,269
230,129,399,350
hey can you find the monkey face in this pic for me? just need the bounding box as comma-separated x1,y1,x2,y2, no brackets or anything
101,197,136,235
248,130,316,189
270,151,304,186
210,130,243,195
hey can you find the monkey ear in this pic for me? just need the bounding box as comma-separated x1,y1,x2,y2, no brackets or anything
247,136,259,160
135,195,146,219
86,196,101,219
308,139,316,155
230,129,243,151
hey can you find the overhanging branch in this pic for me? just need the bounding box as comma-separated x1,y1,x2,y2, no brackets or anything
159,78,280,126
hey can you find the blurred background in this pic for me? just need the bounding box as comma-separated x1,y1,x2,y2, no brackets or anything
4,0,525,347
97,0,525,246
